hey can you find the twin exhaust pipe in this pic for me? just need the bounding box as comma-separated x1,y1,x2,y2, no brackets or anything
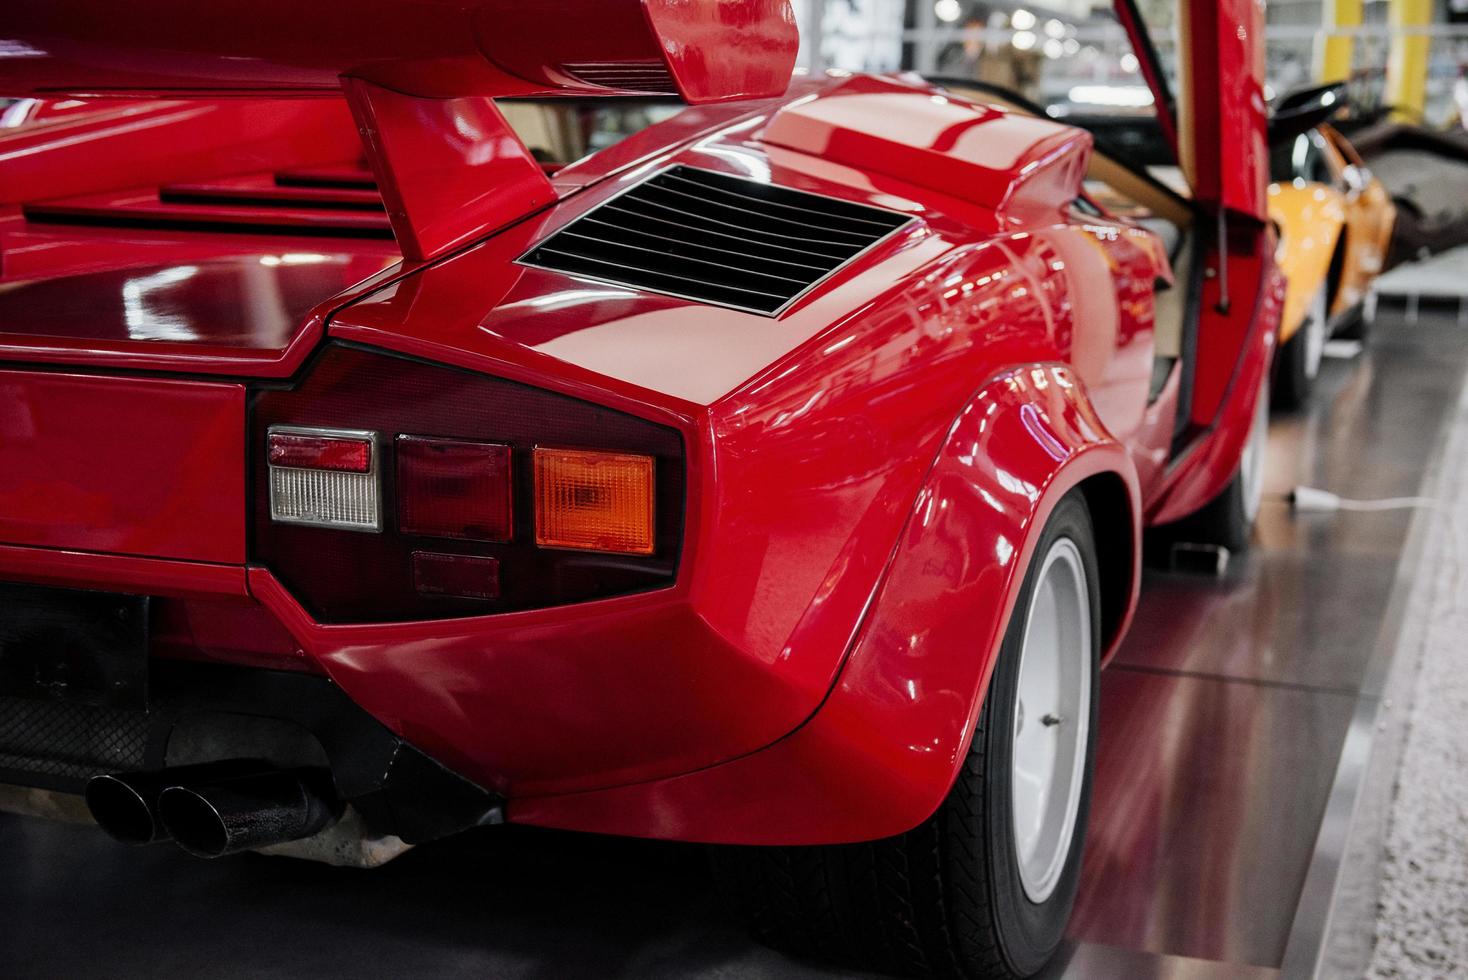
85,761,337,858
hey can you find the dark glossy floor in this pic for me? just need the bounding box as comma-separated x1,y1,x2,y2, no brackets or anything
3,308,1464,980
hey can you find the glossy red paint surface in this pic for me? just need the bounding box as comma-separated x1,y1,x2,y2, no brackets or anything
0,99,361,209
152,596,311,674
0,17,1280,848
344,79,556,262
0,223,399,376
0,370,245,563
0,98,402,373
1179,0,1269,219
762,75,1092,222
300,111,1168,800
0,543,248,599
515,365,1138,842
0,1,797,102
641,0,799,103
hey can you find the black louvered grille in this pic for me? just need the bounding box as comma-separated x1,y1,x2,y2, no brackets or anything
520,165,912,315
561,61,679,94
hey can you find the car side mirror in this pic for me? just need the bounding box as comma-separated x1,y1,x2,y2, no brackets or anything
1269,83,1348,145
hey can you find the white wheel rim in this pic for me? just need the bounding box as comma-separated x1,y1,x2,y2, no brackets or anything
1240,380,1269,525
1304,288,1328,380
1010,536,1092,905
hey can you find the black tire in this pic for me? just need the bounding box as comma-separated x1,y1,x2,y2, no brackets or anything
1272,324,1312,410
1333,302,1370,343
712,493,1101,979
1384,195,1425,271
1272,286,1327,411
1163,468,1252,554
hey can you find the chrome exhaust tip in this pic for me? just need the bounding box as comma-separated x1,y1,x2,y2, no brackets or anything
86,760,279,847
85,772,169,845
159,768,337,859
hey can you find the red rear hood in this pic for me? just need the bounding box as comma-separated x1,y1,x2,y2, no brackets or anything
0,223,400,378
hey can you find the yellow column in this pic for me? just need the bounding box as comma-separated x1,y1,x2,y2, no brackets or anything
1386,0,1431,121
1319,0,1362,84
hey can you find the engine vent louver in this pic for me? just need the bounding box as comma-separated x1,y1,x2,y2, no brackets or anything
23,168,393,239
561,60,679,95
519,165,913,316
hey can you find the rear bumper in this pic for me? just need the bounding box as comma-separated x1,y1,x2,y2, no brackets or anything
0,547,823,841
0,571,863,847
0,656,501,845
0,369,245,563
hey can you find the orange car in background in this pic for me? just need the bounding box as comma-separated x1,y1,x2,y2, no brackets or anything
1268,121,1397,407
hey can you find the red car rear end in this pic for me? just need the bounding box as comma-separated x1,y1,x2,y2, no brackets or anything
0,2,1283,976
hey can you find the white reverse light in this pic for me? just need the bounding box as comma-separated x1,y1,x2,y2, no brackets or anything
267,426,382,532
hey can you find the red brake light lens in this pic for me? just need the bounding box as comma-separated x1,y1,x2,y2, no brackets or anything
251,345,683,623
397,436,513,542
267,431,373,473
412,551,501,600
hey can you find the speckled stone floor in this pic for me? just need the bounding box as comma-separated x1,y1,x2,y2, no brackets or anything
1367,401,1468,978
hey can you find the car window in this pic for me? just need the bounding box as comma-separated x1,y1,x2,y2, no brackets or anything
496,98,686,169
1269,131,1333,185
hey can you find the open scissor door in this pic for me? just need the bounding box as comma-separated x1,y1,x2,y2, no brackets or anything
1116,0,1283,523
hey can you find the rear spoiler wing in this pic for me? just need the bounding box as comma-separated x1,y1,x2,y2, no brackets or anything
2,0,797,104
4,1,798,262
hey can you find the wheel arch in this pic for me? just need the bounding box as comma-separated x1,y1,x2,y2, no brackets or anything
1075,468,1137,661
512,364,1141,845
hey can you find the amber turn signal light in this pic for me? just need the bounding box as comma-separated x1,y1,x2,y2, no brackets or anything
533,448,655,555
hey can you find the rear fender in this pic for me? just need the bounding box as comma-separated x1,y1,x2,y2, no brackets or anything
512,364,1140,844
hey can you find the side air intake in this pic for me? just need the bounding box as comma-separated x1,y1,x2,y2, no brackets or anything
519,165,912,316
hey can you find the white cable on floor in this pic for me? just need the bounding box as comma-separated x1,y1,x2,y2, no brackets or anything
1288,486,1466,606
1289,487,1441,513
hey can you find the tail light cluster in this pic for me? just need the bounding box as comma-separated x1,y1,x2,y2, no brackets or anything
250,344,684,623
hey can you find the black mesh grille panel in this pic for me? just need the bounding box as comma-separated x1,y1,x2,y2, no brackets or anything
0,696,150,790
520,165,913,315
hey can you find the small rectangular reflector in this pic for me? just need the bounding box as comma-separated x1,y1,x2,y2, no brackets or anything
534,448,655,555
412,551,500,600
267,431,373,473
397,436,513,542
267,426,381,532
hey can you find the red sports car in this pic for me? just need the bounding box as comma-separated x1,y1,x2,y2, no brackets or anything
0,1,1281,976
